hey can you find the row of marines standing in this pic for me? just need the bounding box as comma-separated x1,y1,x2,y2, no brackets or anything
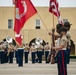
0,40,51,65
0,41,15,64
15,42,51,65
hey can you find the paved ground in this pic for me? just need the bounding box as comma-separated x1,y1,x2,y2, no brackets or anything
0,61,76,75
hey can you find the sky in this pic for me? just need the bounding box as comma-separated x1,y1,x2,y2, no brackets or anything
0,0,76,7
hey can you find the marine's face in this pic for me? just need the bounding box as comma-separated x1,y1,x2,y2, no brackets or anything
67,27,70,31
26,44,28,46
56,29,60,34
64,26,70,31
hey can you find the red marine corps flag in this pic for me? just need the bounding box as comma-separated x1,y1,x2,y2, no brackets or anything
13,0,37,46
49,0,63,25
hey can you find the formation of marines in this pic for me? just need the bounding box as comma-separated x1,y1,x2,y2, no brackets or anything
0,40,51,64
0,21,72,75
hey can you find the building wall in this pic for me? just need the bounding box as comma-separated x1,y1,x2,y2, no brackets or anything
0,7,76,55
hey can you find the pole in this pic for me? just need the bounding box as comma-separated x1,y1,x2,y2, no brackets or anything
37,13,49,33
13,0,16,42
52,11,55,28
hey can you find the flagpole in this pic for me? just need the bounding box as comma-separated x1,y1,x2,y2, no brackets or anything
52,11,55,28
37,13,49,33
13,0,16,44
52,0,55,28
51,0,55,45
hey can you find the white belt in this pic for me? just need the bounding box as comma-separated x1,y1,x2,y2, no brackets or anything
45,50,50,51
62,48,66,50
17,48,24,49
0,50,4,52
31,51,35,52
38,50,42,51
24,51,28,52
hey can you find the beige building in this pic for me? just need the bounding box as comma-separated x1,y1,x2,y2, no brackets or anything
0,7,76,55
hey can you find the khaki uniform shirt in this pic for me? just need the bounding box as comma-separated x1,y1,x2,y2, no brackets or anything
0,44,6,51
24,45,29,52
60,35,68,50
66,31,71,46
44,45,50,51
30,46,36,52
38,45,43,51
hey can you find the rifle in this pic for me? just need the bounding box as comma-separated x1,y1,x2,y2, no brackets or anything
51,29,56,64
47,29,56,63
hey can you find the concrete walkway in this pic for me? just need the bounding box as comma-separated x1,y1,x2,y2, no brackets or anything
0,61,76,75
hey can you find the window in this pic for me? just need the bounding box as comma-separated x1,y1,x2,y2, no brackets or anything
8,19,13,29
63,19,68,22
36,19,40,29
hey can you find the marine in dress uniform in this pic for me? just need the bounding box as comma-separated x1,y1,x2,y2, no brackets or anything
4,42,8,63
30,43,36,63
52,27,68,75
55,23,63,63
24,43,29,63
44,42,50,63
48,23,63,63
17,45,24,67
7,43,15,63
15,44,18,64
34,45,38,63
64,21,72,64
37,43,43,63
0,41,6,64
